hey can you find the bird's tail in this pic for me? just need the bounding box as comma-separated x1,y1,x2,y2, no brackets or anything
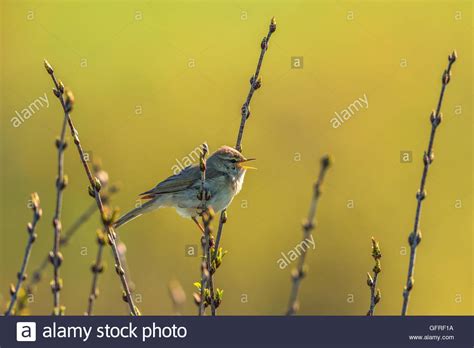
113,198,159,229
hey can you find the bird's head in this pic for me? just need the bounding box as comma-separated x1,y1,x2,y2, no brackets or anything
208,145,256,177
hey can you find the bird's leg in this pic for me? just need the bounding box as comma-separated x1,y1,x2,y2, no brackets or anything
192,216,205,234
192,216,215,248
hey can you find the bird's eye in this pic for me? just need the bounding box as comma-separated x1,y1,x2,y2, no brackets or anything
230,158,237,163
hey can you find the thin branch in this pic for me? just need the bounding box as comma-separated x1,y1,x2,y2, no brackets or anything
116,239,136,294
210,17,277,312
208,211,228,316
367,237,382,316
197,143,209,211
206,235,216,316
286,155,332,315
401,51,457,316
49,71,69,315
212,210,227,261
86,164,120,315
235,17,276,152
197,144,211,316
198,209,213,316
197,143,218,316
5,193,42,316
116,239,137,314
86,229,106,315
44,60,139,315
198,144,219,316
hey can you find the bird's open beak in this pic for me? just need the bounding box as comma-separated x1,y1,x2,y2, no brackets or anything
238,158,257,170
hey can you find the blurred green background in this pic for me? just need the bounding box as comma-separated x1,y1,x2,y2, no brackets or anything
0,0,472,315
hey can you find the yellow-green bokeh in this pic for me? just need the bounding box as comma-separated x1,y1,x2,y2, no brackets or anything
0,0,472,315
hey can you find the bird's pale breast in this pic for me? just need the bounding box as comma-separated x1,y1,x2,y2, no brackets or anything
173,170,246,218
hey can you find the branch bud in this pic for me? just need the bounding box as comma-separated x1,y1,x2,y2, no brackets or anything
31,192,40,209
64,88,75,112
416,189,427,201
220,210,228,224
93,177,102,192
269,17,277,33
253,76,262,89
373,259,382,274
374,289,381,304
449,50,457,63
44,59,54,74
58,80,65,93
366,272,374,287
320,154,332,169
442,69,451,85
371,237,382,259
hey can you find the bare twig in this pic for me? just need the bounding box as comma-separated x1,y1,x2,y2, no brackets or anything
401,51,457,316
116,240,135,293
208,211,228,316
198,209,213,316
196,144,212,316
207,207,228,317
86,229,107,315
212,210,227,261
197,144,218,316
86,164,121,315
197,143,209,211
211,17,277,310
235,16,276,152
286,155,332,315
48,68,69,315
367,237,382,316
44,60,139,315
206,233,216,316
5,193,42,316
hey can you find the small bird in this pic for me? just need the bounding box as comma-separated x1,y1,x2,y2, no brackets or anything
114,145,255,230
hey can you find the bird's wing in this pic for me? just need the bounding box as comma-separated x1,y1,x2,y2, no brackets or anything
139,165,221,199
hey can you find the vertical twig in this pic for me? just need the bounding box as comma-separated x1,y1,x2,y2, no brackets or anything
198,209,213,316
197,143,209,211
196,143,212,316
206,234,216,316
44,60,139,315
5,193,42,316
116,239,137,313
235,16,276,152
47,66,69,315
86,229,107,315
212,210,227,261
401,51,457,316
212,17,277,307
116,240,136,294
197,144,218,315
286,155,332,315
86,163,119,315
366,237,382,316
